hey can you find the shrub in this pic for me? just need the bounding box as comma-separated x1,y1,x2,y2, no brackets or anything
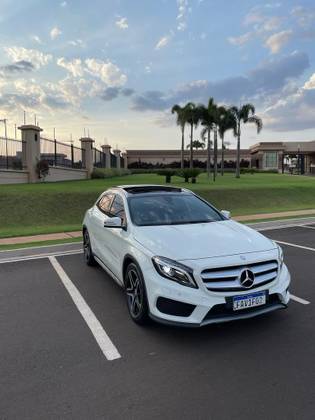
91,168,131,179
177,168,201,183
36,159,50,180
157,169,176,183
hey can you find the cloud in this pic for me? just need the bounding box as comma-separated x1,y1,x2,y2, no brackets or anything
57,57,84,77
264,30,293,54
56,57,127,87
4,46,52,69
304,73,315,90
291,5,315,28
155,35,170,50
177,0,190,31
30,35,42,44
50,26,62,40
68,39,84,47
60,1,67,6
100,87,120,101
100,87,134,101
228,32,252,46
116,17,128,30
85,58,127,86
131,51,310,111
0,60,34,76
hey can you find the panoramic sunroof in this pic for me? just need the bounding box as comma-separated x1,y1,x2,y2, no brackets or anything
122,186,182,194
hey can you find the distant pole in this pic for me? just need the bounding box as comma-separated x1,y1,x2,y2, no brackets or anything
14,124,17,139
23,111,26,124
34,114,37,125
84,128,86,137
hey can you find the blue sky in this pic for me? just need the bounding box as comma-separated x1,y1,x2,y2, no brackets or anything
0,0,315,150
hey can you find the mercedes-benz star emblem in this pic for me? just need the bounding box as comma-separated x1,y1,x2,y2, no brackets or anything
239,269,255,288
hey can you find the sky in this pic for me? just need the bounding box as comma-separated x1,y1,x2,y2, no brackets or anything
0,0,315,150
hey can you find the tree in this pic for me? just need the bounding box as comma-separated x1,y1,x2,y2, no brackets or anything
186,140,205,150
183,102,200,168
217,108,236,176
199,98,217,178
171,104,186,169
230,104,262,178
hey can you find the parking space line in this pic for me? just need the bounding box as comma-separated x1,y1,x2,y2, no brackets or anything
299,225,315,230
274,240,315,253
49,256,121,361
290,294,310,305
0,250,82,264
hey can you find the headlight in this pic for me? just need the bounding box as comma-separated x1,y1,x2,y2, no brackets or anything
277,244,284,270
152,256,198,289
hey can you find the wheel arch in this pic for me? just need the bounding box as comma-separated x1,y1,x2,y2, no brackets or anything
122,254,141,286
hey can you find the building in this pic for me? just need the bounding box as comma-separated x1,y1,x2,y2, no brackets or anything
124,140,315,174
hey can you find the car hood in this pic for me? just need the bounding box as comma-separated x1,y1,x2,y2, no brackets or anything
133,220,276,261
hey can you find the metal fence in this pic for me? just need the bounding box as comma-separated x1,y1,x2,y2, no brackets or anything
0,137,24,170
40,137,86,169
93,147,106,168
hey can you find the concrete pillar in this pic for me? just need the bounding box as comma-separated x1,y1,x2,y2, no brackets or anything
18,124,43,183
113,149,121,169
101,144,111,169
122,152,128,169
80,137,94,178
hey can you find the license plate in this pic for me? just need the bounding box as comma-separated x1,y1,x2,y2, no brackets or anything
232,291,266,311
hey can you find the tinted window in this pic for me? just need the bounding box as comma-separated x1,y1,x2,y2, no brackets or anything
128,194,223,226
110,195,126,223
98,193,113,214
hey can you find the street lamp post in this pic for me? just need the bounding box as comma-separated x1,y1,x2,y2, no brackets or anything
0,118,8,169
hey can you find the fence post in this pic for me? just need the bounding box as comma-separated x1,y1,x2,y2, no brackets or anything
80,137,94,178
54,139,57,166
71,144,74,168
18,124,43,183
101,144,111,169
113,149,121,169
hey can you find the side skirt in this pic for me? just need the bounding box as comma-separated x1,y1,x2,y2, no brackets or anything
93,254,124,288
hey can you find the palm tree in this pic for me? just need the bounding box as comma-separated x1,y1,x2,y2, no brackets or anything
186,140,205,150
230,104,262,178
171,104,186,169
217,108,236,176
199,98,217,178
183,102,200,168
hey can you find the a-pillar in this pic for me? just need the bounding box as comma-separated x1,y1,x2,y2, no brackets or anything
101,144,111,169
80,137,94,178
122,152,128,170
18,124,43,183
113,149,121,169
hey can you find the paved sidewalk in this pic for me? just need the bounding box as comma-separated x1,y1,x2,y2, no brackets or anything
1,209,315,246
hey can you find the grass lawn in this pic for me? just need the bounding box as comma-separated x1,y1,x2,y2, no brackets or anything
0,172,315,238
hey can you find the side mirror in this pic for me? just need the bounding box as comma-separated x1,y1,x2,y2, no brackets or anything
221,210,231,219
104,217,122,228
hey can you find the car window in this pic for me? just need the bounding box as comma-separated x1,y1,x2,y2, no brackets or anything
97,193,113,214
128,193,223,226
110,194,126,224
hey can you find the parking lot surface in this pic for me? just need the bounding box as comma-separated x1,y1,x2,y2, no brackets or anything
0,222,315,419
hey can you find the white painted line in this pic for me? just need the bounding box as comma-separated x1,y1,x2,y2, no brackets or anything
0,249,82,264
274,240,315,253
49,256,121,361
290,294,310,305
299,225,315,230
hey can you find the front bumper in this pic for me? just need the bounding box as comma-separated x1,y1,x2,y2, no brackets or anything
145,263,291,327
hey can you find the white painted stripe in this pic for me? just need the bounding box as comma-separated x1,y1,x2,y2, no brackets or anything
274,240,315,253
299,225,315,230
0,250,82,264
290,294,310,305
49,256,121,361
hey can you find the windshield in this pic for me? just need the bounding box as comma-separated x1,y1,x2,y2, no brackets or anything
128,193,224,226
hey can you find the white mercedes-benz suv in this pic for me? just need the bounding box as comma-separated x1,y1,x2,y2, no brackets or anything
83,185,290,327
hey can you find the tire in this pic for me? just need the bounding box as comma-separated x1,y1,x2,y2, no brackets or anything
83,229,97,266
124,262,149,325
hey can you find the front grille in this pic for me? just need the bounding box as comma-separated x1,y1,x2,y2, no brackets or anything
201,259,278,292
